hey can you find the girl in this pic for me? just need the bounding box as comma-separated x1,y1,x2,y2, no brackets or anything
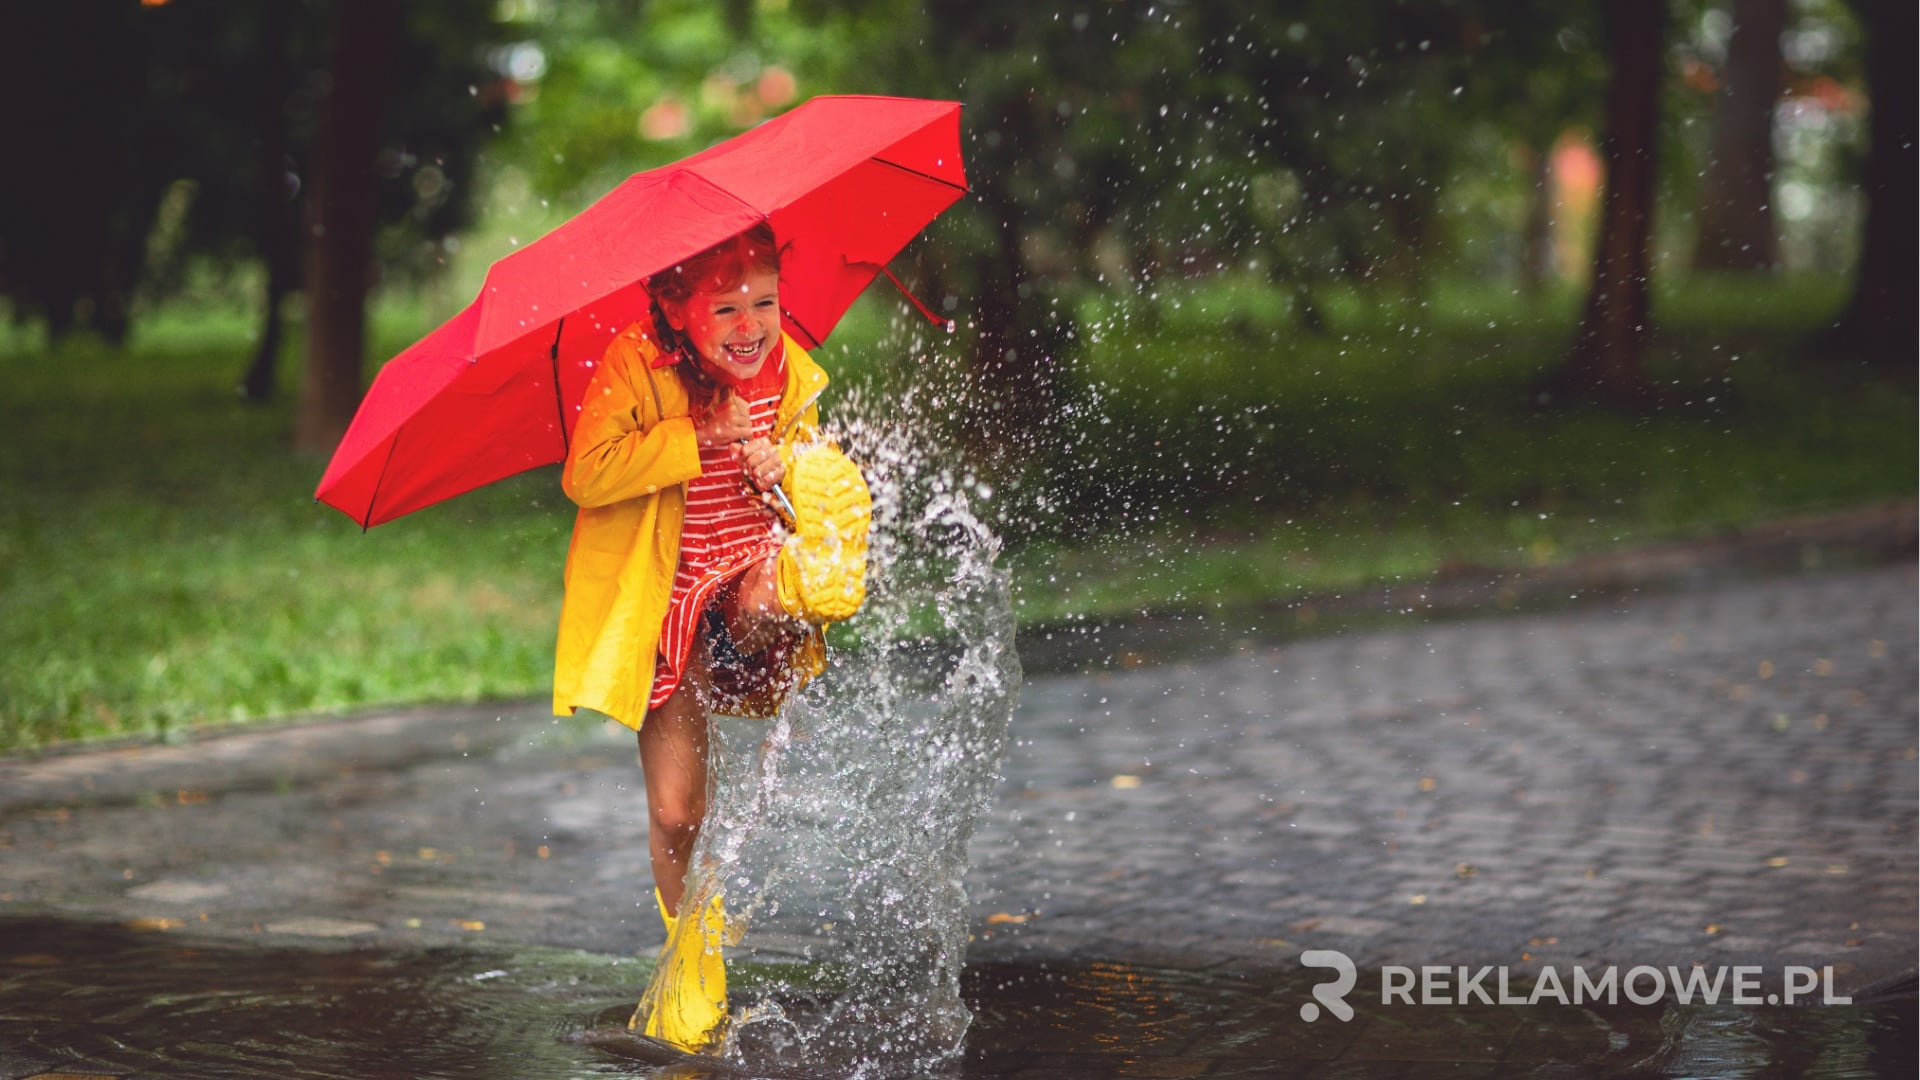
551,222,871,1049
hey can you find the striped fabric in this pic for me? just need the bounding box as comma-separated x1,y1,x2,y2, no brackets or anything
648,345,788,710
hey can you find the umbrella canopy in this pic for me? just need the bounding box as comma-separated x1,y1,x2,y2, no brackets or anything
315,95,966,528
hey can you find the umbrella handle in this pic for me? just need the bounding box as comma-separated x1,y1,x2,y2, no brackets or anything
767,485,798,527
753,386,825,527
774,387,827,444
743,469,797,528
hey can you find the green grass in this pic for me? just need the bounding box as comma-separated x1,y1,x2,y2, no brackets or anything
0,273,1911,752
0,311,572,748
1013,272,1913,621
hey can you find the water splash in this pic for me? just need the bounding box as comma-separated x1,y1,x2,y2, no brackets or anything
672,368,1022,1078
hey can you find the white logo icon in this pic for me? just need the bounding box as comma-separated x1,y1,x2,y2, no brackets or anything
1299,949,1357,1022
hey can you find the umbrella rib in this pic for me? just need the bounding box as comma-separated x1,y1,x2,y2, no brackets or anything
549,317,570,457
365,421,403,530
868,155,969,195
782,308,823,350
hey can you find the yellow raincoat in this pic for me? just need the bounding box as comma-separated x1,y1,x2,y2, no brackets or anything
551,324,829,730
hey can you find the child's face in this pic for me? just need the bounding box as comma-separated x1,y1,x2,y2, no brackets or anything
666,267,782,386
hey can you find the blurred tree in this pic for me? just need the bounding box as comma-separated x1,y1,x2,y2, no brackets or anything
295,2,511,449
236,2,302,404
1691,0,1787,272
1557,0,1669,406
175,3,506,413
296,0,400,454
291,2,511,448
121,2,320,404
798,0,1510,458
1445,8,1606,293
0,3,186,343
0,0,507,448
1832,0,1916,368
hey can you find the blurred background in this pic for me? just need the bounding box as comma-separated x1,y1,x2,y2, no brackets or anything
0,0,1911,750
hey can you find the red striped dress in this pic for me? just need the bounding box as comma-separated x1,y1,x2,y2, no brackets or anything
648,345,788,709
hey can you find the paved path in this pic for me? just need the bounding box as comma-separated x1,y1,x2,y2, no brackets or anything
1,564,1914,1003
970,563,1917,995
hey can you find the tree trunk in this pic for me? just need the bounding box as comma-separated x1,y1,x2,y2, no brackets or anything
1557,0,1666,407
1518,140,1554,293
965,210,1068,458
1834,0,1918,369
241,1,296,403
295,0,398,453
1692,0,1786,273
942,85,1071,462
245,229,299,403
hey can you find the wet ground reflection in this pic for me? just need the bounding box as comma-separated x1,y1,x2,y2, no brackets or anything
0,917,1910,1078
963,960,1916,1078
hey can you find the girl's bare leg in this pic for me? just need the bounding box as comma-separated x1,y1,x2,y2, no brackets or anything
638,679,710,918
641,563,800,916
725,557,798,653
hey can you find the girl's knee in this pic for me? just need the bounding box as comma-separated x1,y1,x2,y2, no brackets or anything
650,797,706,843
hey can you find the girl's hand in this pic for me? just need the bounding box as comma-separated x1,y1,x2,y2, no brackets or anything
695,391,753,448
740,437,785,491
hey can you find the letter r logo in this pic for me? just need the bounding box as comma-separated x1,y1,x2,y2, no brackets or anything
1299,949,1357,1022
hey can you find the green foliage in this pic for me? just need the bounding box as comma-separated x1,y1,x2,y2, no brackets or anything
810,3,1609,296
0,0,511,339
491,0,860,204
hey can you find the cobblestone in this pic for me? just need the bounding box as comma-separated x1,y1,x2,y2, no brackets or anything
969,564,1918,993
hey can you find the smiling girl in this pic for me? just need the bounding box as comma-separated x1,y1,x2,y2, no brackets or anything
552,222,870,1050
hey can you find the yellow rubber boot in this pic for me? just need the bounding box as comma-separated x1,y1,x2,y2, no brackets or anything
631,888,728,1051
775,441,870,624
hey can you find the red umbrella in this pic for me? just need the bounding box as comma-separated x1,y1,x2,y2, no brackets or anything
315,95,966,528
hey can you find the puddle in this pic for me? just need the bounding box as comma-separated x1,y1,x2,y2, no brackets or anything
0,916,641,1079
0,917,1911,1078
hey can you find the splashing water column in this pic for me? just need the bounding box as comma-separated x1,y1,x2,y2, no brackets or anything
652,373,1022,1076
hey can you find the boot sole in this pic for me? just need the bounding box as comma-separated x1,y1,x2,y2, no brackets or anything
781,444,870,624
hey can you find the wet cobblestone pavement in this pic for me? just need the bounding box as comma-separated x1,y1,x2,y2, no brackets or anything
969,563,1918,990
0,561,1914,1076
